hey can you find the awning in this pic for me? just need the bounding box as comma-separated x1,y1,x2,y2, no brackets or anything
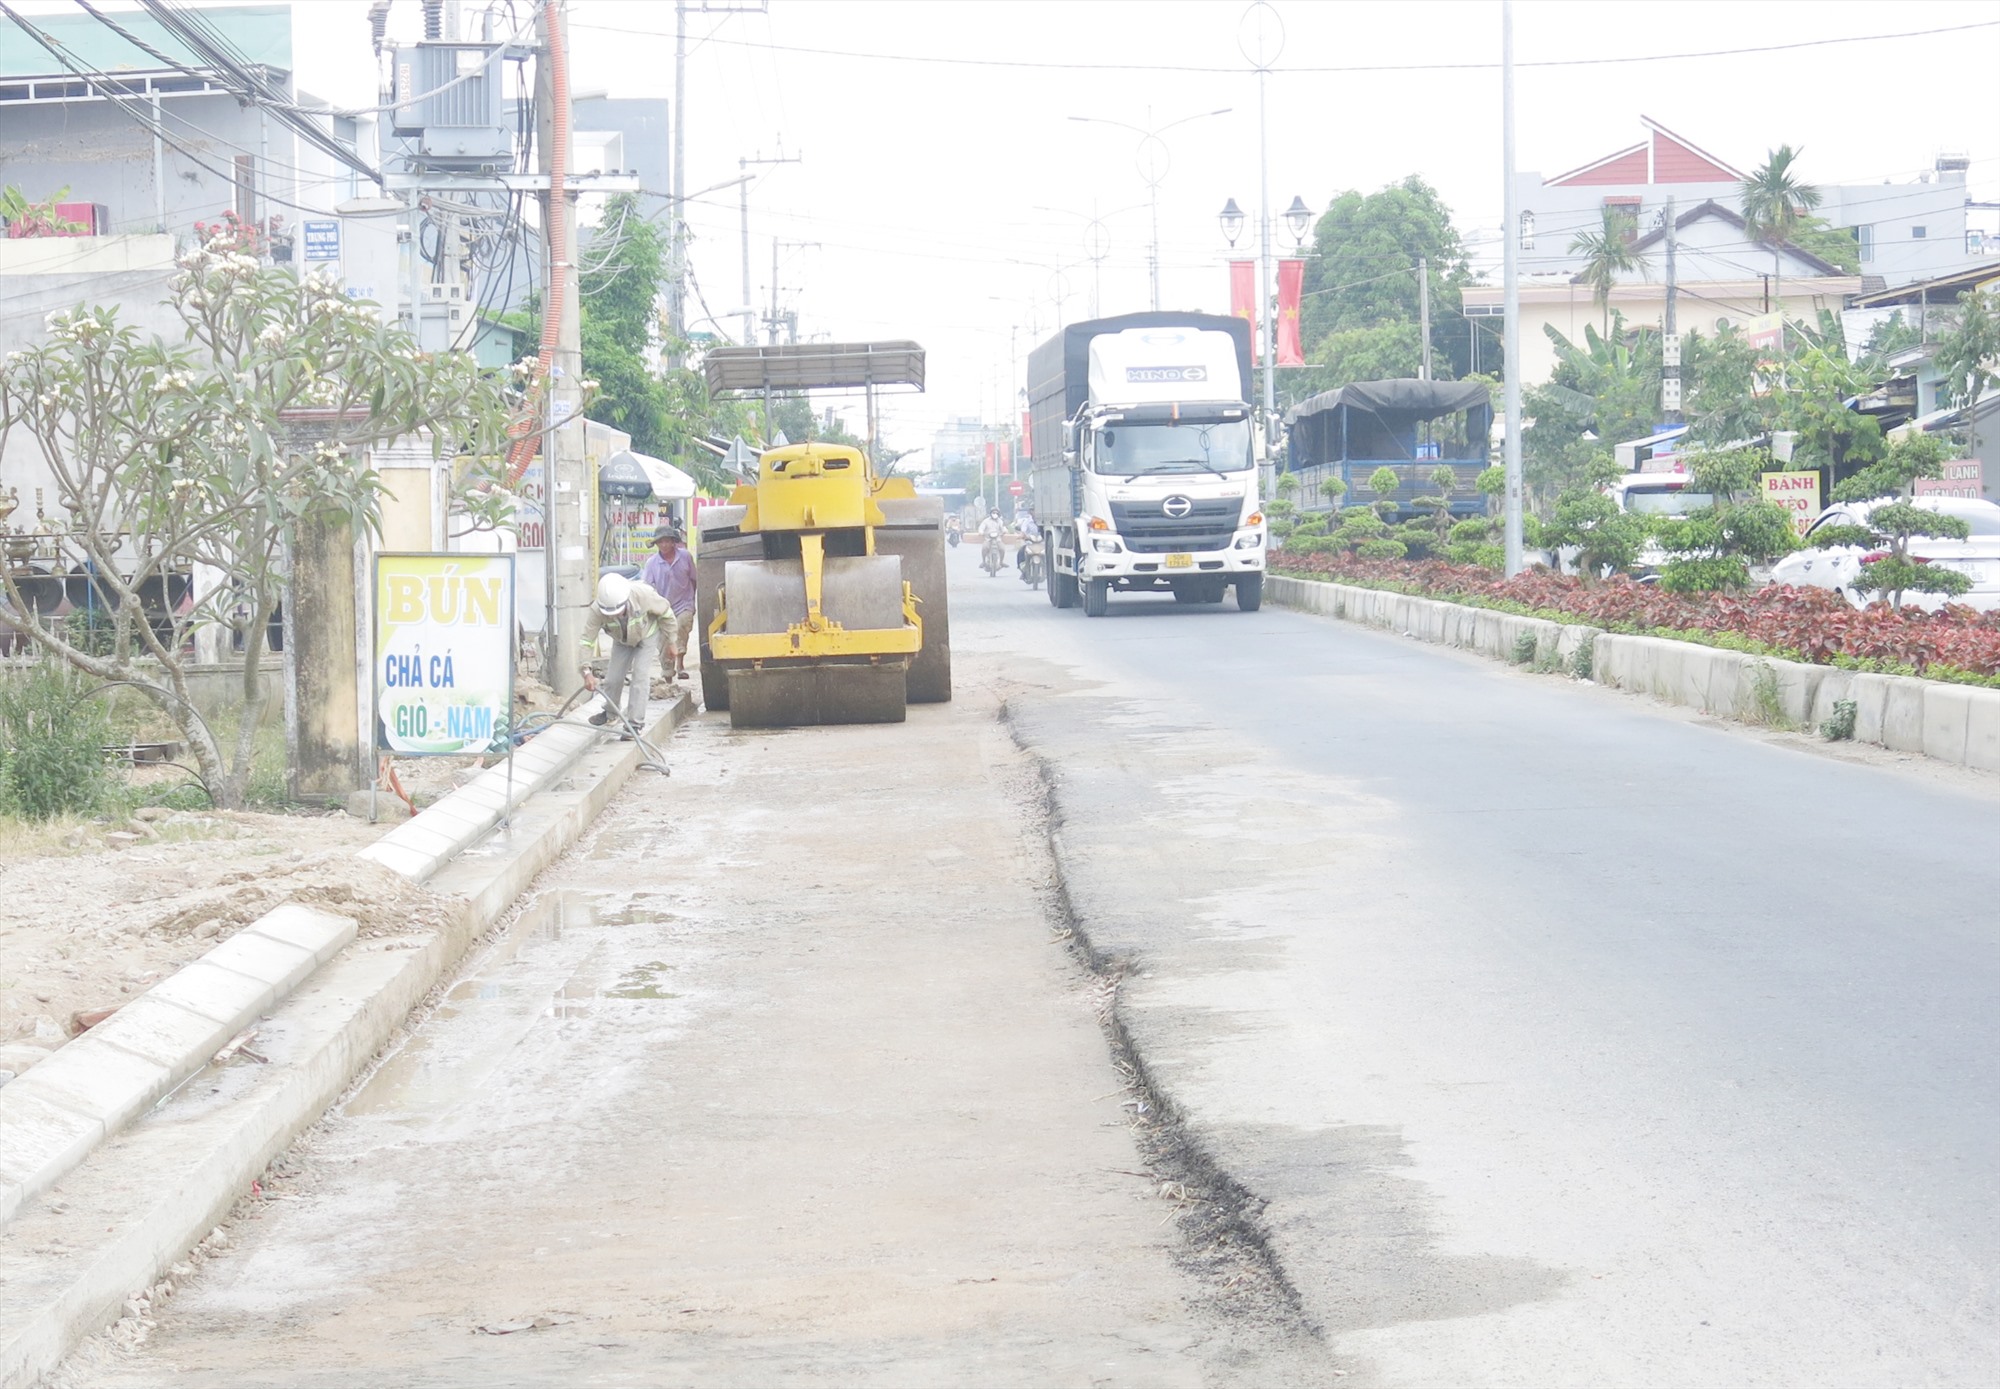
597,449,653,498
597,449,699,500
635,452,698,500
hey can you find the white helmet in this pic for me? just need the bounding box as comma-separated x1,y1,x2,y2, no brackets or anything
595,572,632,614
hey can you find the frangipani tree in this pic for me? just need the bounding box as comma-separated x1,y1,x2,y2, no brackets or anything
0,241,511,808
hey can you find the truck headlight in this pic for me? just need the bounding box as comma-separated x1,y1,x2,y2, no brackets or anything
1092,537,1121,553
1234,532,1263,549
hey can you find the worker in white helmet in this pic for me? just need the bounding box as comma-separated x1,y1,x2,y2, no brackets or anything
581,572,679,730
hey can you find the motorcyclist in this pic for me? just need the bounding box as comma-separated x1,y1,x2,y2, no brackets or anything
1014,508,1042,571
945,514,964,546
977,507,1006,572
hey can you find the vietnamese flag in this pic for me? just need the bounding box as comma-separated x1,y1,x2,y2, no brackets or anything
1229,259,1258,365
1276,258,1305,367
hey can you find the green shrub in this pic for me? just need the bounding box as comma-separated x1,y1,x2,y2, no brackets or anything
1820,698,1857,741
1657,554,1750,594
1570,633,1595,680
0,661,115,820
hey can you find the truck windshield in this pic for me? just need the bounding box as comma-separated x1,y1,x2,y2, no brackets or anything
1095,420,1252,477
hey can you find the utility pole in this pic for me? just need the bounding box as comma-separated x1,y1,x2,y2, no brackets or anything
1663,196,1682,426
536,0,587,693
738,148,800,345
669,0,686,347
1418,256,1431,381
1500,0,1524,576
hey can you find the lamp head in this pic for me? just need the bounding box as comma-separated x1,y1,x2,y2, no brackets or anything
1219,198,1245,246
1284,195,1312,245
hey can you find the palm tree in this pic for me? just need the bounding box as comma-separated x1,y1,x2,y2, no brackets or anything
1739,145,1821,319
1569,206,1647,335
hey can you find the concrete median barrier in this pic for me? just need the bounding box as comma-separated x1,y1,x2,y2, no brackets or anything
1269,574,2000,778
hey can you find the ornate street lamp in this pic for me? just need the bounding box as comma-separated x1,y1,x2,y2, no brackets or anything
1218,198,1245,247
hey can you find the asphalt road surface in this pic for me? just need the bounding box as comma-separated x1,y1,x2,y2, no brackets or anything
976,552,2000,1385
66,542,2000,1386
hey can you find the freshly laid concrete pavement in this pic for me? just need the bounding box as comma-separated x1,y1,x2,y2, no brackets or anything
63,544,2000,1386
62,617,1321,1386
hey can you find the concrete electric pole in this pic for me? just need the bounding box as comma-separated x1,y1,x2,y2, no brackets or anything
537,0,588,693
738,149,800,346
1500,0,1525,577
1418,256,1431,381
1663,196,1683,426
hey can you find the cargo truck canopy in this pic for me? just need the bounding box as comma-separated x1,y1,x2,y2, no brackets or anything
1285,379,1493,466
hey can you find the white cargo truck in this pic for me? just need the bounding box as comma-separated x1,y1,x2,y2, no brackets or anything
1028,313,1266,616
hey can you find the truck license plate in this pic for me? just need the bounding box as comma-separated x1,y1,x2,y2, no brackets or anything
1165,553,1193,568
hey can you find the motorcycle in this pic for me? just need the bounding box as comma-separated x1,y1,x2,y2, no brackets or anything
1018,543,1044,589
945,521,962,548
981,535,1004,577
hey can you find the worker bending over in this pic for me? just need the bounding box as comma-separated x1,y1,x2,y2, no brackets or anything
582,573,678,730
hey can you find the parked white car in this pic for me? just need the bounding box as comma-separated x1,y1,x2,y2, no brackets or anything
1610,472,1716,577
1769,496,2000,611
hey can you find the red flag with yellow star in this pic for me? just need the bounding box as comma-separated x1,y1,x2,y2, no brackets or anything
1276,258,1304,367
1228,260,1257,365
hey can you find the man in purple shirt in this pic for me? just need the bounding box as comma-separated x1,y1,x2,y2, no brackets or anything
640,522,697,681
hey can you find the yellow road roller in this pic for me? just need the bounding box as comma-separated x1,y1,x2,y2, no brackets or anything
695,441,951,728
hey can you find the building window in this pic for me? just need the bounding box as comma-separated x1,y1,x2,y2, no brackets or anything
1604,195,1641,241
1912,225,1927,239
1850,225,1873,263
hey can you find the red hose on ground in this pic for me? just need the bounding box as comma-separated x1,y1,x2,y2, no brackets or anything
504,0,569,485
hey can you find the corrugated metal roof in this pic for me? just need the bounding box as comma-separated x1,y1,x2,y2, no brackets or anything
0,3,291,80
704,342,925,395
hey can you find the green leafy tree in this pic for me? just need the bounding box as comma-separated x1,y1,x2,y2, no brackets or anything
0,184,87,238
1739,145,1821,313
1539,487,1650,579
1681,323,1776,448
1366,465,1402,518
1775,340,1886,485
1412,464,1460,542
1569,206,1647,334
0,250,509,808
1816,433,1966,607
1652,449,1795,592
1521,320,1657,508
1785,213,1862,274
1307,322,1425,389
1931,288,2000,463
1297,176,1472,391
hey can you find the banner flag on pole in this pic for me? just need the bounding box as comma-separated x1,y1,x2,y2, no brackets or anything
1276,259,1305,367
1229,260,1258,365
984,441,997,476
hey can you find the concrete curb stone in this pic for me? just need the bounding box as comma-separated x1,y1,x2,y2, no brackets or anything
0,692,694,1389
1268,574,2000,775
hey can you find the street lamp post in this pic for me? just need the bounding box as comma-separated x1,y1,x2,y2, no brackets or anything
1240,2,1285,423
1068,108,1231,312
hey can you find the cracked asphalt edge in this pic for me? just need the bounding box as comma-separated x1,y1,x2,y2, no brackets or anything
998,696,1323,1355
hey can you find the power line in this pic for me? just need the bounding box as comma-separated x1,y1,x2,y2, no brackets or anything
570,16,1999,76
0,1,357,219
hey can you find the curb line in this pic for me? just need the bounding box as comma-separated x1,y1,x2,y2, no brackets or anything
1268,574,2000,772
0,693,693,1389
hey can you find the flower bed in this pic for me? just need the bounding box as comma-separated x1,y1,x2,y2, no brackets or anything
1272,552,2000,682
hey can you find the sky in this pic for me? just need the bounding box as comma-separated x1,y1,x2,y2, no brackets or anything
76,0,2000,463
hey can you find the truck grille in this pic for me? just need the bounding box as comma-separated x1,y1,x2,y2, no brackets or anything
1110,497,1243,553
